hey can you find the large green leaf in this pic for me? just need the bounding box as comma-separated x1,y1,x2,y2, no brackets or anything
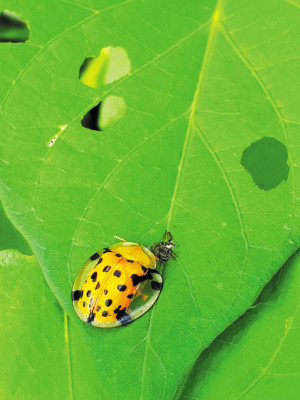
0,250,105,400
0,0,299,399
180,250,300,400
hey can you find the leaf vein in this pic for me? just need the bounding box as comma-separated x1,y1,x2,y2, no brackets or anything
221,22,297,239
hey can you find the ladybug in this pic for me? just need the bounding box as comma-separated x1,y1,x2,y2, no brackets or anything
71,232,175,328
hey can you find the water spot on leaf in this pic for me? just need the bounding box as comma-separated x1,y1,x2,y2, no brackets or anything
79,47,131,89
47,124,67,147
81,96,126,131
241,137,289,191
0,10,30,43
48,135,58,147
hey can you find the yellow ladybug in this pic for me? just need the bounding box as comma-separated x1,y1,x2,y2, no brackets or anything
71,232,175,328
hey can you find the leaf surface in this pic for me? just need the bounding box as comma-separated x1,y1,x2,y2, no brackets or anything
180,251,300,400
0,0,299,399
0,250,105,400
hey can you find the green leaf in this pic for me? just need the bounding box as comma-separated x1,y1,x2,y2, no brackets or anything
0,250,106,400
0,199,32,254
0,0,299,399
180,251,300,400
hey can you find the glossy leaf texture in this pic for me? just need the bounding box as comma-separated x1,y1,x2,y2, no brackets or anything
0,0,299,399
0,250,105,400
180,250,300,400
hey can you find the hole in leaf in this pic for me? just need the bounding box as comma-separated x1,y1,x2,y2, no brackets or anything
79,47,131,89
0,10,30,43
81,96,126,131
100,96,126,129
241,136,289,191
81,103,102,131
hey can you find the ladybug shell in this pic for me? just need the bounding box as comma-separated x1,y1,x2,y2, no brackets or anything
72,242,163,328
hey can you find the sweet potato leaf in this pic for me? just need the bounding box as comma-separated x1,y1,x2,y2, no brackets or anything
0,0,299,399
180,251,300,400
0,250,105,400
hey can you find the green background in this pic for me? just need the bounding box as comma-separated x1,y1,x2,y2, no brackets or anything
0,0,299,399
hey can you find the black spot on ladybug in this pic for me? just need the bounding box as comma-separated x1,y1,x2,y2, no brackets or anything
104,289,108,295
83,301,86,307
96,305,101,311
114,305,131,325
105,299,112,307
151,281,162,291
91,271,97,282
103,248,111,253
131,270,153,286
141,266,147,273
102,311,108,317
114,270,121,277
90,252,100,261
95,282,100,290
115,253,122,257
87,312,95,323
117,284,127,291
127,259,134,263
114,305,121,313
89,298,94,307
127,294,133,299
96,257,103,265
86,290,92,297
103,266,111,272
71,290,83,301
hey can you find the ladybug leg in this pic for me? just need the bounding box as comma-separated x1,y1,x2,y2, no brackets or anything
113,235,127,242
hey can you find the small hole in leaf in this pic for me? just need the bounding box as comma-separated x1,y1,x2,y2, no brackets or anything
81,96,126,131
81,103,102,131
79,57,93,77
0,10,30,43
241,136,289,191
79,47,131,89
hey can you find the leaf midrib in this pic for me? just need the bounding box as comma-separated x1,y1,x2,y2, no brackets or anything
139,4,223,399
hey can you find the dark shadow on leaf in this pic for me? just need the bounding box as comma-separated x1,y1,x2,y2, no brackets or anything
241,137,289,191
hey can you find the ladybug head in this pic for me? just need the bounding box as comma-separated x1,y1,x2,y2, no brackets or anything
153,231,175,265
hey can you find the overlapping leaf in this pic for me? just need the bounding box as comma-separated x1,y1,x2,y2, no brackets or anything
180,251,300,400
0,250,105,400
